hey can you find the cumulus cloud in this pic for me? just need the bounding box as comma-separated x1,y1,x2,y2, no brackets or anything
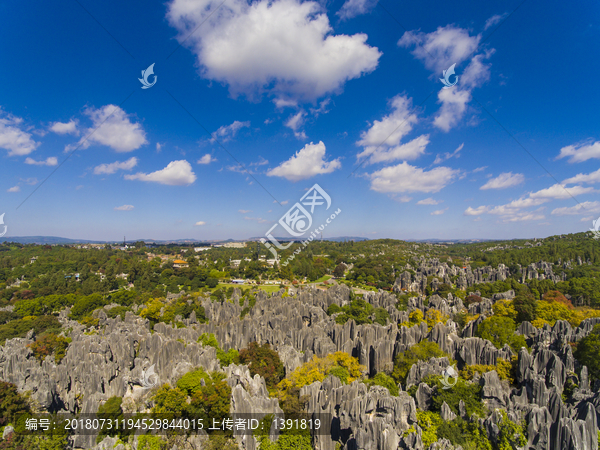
551,201,600,216
529,183,595,200
197,154,216,164
480,172,524,190
398,25,481,73
125,160,196,185
7,186,20,193
195,221,206,226
356,95,429,164
166,0,382,103
417,198,442,205
267,141,341,181
464,205,488,216
25,157,58,166
114,205,134,211
211,120,250,142
70,105,147,153
94,157,138,175
431,208,448,215
562,168,600,185
556,141,600,163
369,162,459,193
337,0,377,20
50,120,79,135
433,143,463,164
0,111,40,156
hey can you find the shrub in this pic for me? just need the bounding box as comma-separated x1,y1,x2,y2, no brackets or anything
399,310,424,328
363,372,399,396
327,299,374,325
0,315,62,346
96,396,127,442
465,294,482,306
513,294,537,323
239,342,285,389
328,366,350,384
0,381,30,427
27,333,71,363
198,333,240,367
69,293,106,320
425,309,448,330
492,300,517,321
392,340,449,384
429,377,486,418
105,306,130,320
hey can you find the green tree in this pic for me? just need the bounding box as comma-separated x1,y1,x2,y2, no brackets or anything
513,294,537,323
476,316,528,353
575,324,600,381
239,342,285,389
392,340,449,384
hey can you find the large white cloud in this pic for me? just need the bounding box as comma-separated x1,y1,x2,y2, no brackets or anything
556,141,600,163
0,111,40,156
166,0,381,103
71,105,147,153
480,172,524,190
125,160,196,185
529,183,595,200
369,162,458,193
94,157,138,175
267,141,341,181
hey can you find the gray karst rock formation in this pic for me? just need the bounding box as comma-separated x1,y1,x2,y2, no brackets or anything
0,281,598,450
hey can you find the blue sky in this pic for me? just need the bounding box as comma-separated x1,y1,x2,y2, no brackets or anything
1,0,599,241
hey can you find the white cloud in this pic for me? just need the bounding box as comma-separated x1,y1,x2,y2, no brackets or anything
417,198,442,205
359,135,430,165
563,168,600,185
433,88,471,132
398,25,481,73
356,95,429,164
50,120,79,136
239,209,251,213
433,143,463,164
464,206,489,216
473,166,487,173
22,177,38,185
480,172,525,190
156,142,162,152
198,154,216,164
211,120,250,142
431,208,448,215
556,141,600,163
114,205,134,211
285,111,307,139
25,156,58,166
395,196,412,203
166,0,381,103
195,221,206,226
125,160,197,186
244,216,269,224
484,13,509,31
337,0,376,20
0,111,40,156
93,157,138,175
369,162,458,193
7,186,20,193
529,183,595,200
500,211,545,222
281,200,289,205
267,141,341,181
551,201,600,216
72,105,147,153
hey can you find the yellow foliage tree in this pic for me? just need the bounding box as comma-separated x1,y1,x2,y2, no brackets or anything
424,309,449,331
492,300,517,321
399,310,424,328
536,301,576,327
276,352,365,402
